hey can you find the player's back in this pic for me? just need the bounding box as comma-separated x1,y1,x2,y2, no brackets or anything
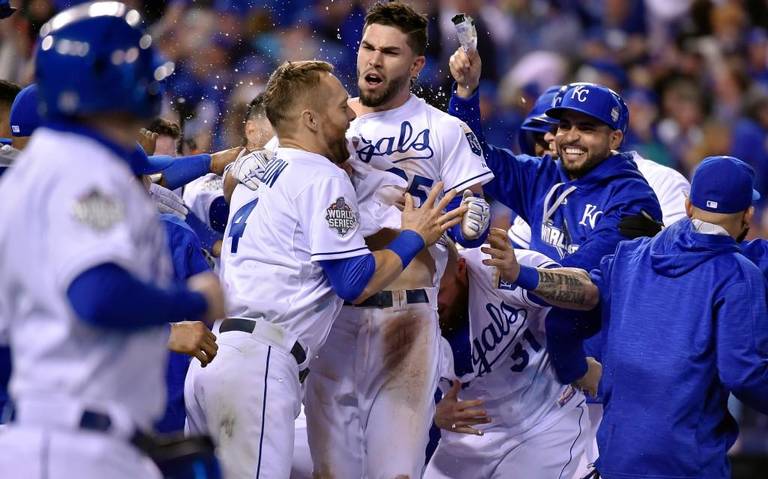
595,218,757,478
219,147,368,355
0,127,171,427
454,248,582,437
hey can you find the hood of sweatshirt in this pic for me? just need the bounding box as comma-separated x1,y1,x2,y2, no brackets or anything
650,218,740,277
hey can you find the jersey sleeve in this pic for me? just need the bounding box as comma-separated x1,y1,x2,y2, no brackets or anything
47,178,142,290
438,117,494,193
298,173,370,262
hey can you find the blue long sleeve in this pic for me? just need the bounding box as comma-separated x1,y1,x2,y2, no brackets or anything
67,263,208,331
717,273,768,414
545,307,602,384
161,154,211,190
185,210,223,252
319,253,376,302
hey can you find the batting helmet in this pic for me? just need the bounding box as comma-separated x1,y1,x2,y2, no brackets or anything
546,82,629,135
9,84,41,137
35,2,174,120
518,86,561,155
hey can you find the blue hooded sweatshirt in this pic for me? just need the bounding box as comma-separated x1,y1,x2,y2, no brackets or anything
448,88,662,271
589,219,768,478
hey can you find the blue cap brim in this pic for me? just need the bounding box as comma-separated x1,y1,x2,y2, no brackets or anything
753,189,762,203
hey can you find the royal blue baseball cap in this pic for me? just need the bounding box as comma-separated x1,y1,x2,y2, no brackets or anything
9,84,42,137
690,156,761,214
0,0,15,19
546,82,628,134
520,85,561,134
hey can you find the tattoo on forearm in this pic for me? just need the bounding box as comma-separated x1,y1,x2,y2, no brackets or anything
536,270,589,307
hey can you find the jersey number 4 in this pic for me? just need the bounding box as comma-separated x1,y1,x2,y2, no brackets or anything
228,198,259,254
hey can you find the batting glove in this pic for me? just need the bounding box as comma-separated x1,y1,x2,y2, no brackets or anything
460,190,490,240
228,150,274,191
149,183,188,219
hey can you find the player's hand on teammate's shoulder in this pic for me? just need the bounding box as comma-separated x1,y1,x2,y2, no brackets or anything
149,183,188,219
210,146,246,176
186,271,226,325
574,357,602,398
168,321,218,367
481,228,521,283
400,182,467,246
449,47,482,99
137,128,158,155
434,380,490,436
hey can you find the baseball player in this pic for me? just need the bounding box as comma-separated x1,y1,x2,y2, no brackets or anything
486,156,768,478
0,4,225,478
0,80,20,141
304,4,494,478
424,240,589,479
184,60,467,479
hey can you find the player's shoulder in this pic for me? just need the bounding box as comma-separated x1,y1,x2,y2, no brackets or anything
632,152,689,187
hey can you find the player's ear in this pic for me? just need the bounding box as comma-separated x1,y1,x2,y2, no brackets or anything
301,109,320,133
745,205,755,224
410,55,426,80
685,197,693,218
457,257,467,279
608,129,623,150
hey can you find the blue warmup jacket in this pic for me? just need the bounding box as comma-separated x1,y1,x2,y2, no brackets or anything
155,213,211,434
448,89,662,271
742,238,768,279
589,219,768,478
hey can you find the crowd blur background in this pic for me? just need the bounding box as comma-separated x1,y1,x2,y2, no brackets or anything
2,0,768,459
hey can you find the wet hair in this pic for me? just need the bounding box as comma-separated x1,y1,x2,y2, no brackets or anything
147,117,181,139
263,60,334,131
245,92,267,123
364,2,428,56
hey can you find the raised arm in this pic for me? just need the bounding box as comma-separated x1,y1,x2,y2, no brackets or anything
480,228,600,310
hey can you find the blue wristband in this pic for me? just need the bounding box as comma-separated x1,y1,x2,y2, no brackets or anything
386,230,425,269
516,265,539,290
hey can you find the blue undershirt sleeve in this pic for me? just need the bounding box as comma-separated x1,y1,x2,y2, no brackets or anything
319,254,376,302
208,196,230,234
67,263,208,331
161,154,211,190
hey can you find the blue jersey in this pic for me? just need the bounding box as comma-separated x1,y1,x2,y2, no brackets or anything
448,90,662,271
155,213,210,434
590,219,768,478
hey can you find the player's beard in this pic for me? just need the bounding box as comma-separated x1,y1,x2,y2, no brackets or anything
358,70,410,108
737,223,750,242
558,143,610,179
328,137,351,164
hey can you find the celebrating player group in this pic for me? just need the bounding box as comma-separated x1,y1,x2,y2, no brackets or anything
0,2,767,479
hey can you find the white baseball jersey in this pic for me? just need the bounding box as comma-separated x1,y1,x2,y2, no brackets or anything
0,127,172,428
349,95,493,204
508,152,690,247
183,172,224,228
219,147,370,355
442,248,581,436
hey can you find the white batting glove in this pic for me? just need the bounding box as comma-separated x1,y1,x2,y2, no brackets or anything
228,149,274,191
460,189,490,240
149,183,188,219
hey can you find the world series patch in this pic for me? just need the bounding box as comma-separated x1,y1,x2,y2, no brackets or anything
72,189,124,232
325,197,358,236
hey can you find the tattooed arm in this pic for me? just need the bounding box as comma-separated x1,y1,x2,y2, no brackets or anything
481,228,600,310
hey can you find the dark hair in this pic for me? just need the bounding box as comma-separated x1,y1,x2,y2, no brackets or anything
245,92,267,122
263,60,334,131
364,2,428,56
0,80,21,108
147,117,181,139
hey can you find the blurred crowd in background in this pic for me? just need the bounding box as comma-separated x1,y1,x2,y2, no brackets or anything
2,0,768,453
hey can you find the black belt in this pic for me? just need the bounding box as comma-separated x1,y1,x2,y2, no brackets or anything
344,288,429,308
7,406,153,454
219,318,309,382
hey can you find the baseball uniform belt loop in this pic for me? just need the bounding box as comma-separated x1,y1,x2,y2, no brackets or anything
344,288,429,308
220,317,309,381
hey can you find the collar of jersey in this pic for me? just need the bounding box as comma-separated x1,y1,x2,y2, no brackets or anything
44,120,147,176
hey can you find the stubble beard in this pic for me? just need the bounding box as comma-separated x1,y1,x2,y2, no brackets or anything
358,71,410,108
